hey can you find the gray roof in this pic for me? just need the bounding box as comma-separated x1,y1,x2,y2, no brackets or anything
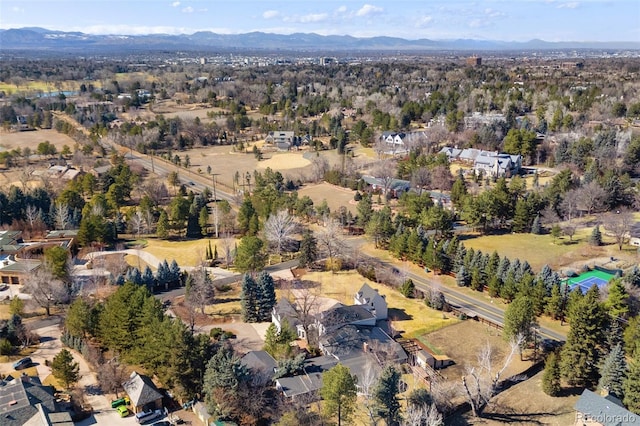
241,351,277,374
0,376,57,426
320,325,407,364
0,231,21,247
318,304,374,332
276,356,337,398
273,298,301,329
575,389,638,426
355,283,382,305
361,176,410,192
122,372,163,409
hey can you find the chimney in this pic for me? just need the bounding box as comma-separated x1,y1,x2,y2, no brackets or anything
363,342,369,352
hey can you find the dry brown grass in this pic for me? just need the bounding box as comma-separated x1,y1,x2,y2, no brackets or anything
297,183,358,214
0,129,76,151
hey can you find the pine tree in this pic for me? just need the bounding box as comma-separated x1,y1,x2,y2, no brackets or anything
156,210,169,238
298,230,318,267
321,364,358,426
561,285,608,388
256,271,276,321
374,365,402,426
503,295,536,357
589,225,603,246
456,266,470,287
169,260,181,286
605,278,630,319
142,266,155,291
545,284,564,320
497,257,511,282
241,274,259,322
624,343,640,414
599,343,627,399
51,348,80,389
542,351,562,396
487,275,502,298
531,214,542,234
400,278,415,298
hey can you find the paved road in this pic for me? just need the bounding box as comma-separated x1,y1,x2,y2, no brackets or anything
344,237,567,342
108,138,566,342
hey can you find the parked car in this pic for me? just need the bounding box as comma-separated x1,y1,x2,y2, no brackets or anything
111,396,130,408
151,422,170,426
116,405,130,417
0,284,8,291
13,357,32,370
135,408,163,424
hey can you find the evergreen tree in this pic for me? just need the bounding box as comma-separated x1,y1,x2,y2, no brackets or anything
199,206,209,236
298,230,318,267
470,268,484,292
156,210,169,238
487,275,502,298
561,285,608,388
605,278,630,319
453,244,466,273
374,365,402,426
589,225,603,246
503,295,536,358
241,274,259,322
51,348,80,389
624,343,640,414
203,344,250,419
486,251,501,279
169,260,181,286
542,351,562,396
127,267,142,285
400,278,415,298
156,260,169,288
321,364,358,426
530,214,542,234
256,271,277,321
607,319,624,352
235,236,266,273
497,257,511,282
141,266,155,291
545,284,564,320
599,343,627,399
456,266,470,287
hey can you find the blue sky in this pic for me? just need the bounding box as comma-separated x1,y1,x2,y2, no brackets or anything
1,0,638,42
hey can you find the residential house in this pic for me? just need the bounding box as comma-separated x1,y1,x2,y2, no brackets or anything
354,283,388,320
0,375,73,426
240,351,277,376
380,132,408,155
122,371,163,413
90,164,113,178
473,151,521,177
265,131,296,151
574,389,638,426
438,147,462,161
316,304,376,337
361,175,411,198
271,298,304,338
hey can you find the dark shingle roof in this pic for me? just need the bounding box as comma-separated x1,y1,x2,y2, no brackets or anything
0,376,57,426
574,389,638,426
241,351,277,374
122,372,163,409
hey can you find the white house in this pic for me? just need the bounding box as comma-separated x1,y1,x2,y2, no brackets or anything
380,131,408,155
354,283,388,320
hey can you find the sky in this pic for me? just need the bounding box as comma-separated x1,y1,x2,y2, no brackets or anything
1,0,639,42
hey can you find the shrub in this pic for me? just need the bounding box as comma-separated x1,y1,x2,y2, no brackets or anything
0,338,13,356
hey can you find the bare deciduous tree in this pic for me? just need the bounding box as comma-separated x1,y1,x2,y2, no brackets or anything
219,232,235,268
371,158,397,195
411,167,431,195
129,210,145,237
403,403,444,426
22,266,70,316
186,266,215,317
560,189,580,221
25,204,39,228
576,181,607,215
97,357,128,397
603,208,634,250
54,202,70,230
461,334,524,417
290,284,322,346
143,179,170,205
359,359,380,424
264,210,298,256
310,155,330,183
314,216,346,270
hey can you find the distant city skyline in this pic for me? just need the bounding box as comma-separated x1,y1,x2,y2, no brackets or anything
1,0,638,42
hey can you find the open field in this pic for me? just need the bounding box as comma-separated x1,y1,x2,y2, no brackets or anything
297,182,358,214
0,128,76,151
0,80,92,96
448,369,578,426
300,270,459,337
142,238,238,268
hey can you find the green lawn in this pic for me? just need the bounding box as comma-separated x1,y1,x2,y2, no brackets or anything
458,229,592,270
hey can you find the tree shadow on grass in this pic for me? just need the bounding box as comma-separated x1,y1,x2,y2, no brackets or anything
388,308,412,321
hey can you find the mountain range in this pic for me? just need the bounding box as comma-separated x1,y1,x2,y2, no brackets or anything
1,27,638,54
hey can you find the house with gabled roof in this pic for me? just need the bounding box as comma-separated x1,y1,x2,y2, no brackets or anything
354,283,388,320
0,375,73,426
574,389,638,426
240,350,277,375
122,371,163,413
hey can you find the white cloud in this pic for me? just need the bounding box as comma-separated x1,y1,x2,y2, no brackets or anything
263,10,280,19
557,2,579,9
171,1,180,7
415,16,433,28
299,13,329,23
336,6,347,14
11,6,25,13
181,6,194,13
356,4,383,17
